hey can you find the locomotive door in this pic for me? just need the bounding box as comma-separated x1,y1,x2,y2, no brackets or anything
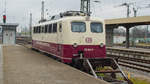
57,22,63,56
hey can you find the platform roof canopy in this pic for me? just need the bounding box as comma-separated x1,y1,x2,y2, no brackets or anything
105,16,150,48
105,16,150,28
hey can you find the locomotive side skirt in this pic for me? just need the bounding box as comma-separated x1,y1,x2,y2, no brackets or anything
32,40,106,63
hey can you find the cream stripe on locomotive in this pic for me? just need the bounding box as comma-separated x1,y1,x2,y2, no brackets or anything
32,16,105,45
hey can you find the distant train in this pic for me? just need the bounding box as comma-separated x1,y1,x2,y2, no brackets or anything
32,11,106,63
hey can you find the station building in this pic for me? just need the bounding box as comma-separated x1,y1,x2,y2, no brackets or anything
0,23,18,45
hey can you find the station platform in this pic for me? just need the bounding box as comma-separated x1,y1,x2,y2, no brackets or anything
1,45,109,84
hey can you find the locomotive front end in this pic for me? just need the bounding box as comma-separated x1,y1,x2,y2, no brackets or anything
62,17,106,63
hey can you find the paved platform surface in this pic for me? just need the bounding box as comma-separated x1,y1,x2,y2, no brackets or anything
0,45,3,84
3,45,109,84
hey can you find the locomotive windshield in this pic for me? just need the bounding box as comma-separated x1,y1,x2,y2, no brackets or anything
71,22,86,32
90,22,103,33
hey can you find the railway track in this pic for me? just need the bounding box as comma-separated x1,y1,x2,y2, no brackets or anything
107,54,150,73
16,37,32,49
114,44,150,49
16,37,31,44
107,47,150,73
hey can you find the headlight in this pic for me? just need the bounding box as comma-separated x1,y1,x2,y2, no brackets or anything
100,43,104,48
73,43,78,48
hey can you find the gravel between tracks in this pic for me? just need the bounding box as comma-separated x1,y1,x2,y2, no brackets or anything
121,66,150,83
3,45,109,84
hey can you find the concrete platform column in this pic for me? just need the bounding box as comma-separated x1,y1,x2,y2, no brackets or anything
106,26,115,47
126,27,130,48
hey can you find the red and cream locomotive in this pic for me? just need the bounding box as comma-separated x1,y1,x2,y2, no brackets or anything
32,11,106,63
32,11,132,84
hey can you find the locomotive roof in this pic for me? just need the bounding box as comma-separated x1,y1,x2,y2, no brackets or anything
34,16,104,26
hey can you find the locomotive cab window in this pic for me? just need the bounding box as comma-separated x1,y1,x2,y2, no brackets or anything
71,22,86,32
90,22,103,33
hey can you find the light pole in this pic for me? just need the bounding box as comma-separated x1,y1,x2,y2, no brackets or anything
115,2,133,18
132,4,150,44
146,25,149,43
145,4,150,43
29,13,32,39
132,6,139,46
41,0,45,21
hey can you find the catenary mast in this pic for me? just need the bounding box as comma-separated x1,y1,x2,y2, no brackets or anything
80,0,91,16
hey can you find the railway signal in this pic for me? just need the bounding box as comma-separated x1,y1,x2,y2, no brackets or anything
2,0,7,23
3,14,6,23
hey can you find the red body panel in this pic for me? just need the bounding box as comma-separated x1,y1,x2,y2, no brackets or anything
32,40,106,63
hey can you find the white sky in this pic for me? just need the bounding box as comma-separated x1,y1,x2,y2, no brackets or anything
0,0,150,31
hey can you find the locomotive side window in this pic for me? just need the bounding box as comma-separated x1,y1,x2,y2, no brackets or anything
59,23,62,32
48,24,52,33
39,26,41,33
45,25,48,33
37,26,40,33
90,22,103,33
33,27,36,33
71,22,86,32
34,27,38,33
36,27,38,33
41,26,45,33
53,23,57,33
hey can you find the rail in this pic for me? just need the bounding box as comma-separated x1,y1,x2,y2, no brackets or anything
113,44,150,49
16,37,31,45
107,47,150,73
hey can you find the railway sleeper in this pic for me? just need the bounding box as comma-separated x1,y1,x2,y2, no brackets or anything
107,54,150,64
72,57,133,84
119,60,150,70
